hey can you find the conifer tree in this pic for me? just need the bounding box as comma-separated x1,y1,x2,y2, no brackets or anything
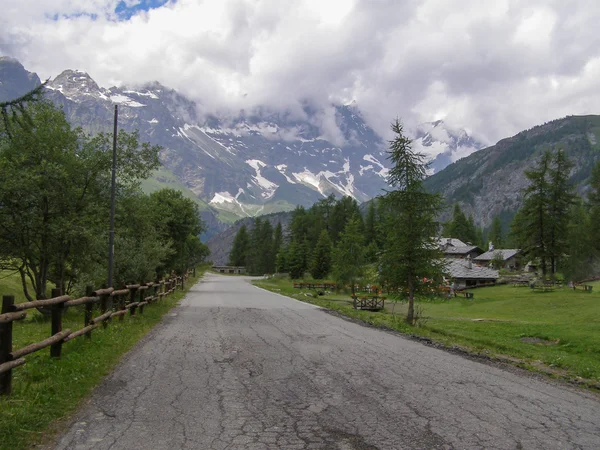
332,218,365,294
488,216,504,249
546,149,575,272
364,200,378,246
288,239,308,279
511,151,552,275
229,225,250,267
379,119,444,324
311,230,333,280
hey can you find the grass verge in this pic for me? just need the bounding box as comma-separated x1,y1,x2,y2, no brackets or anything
0,268,206,450
254,278,600,388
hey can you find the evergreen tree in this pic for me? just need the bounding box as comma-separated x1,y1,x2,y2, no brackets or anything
379,119,444,324
330,196,362,244
288,239,309,279
563,201,595,281
511,151,552,275
488,216,504,249
311,230,333,280
364,200,378,246
587,161,600,254
443,203,476,243
259,220,275,274
332,218,365,294
275,245,289,274
546,150,575,273
272,222,283,262
229,225,250,266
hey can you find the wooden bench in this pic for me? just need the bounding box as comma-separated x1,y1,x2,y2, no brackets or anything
454,291,474,299
351,295,385,311
512,280,530,287
530,283,555,292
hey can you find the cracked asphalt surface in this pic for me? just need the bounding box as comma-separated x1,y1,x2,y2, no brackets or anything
54,273,600,449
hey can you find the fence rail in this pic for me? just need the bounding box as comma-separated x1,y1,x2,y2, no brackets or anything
0,272,190,395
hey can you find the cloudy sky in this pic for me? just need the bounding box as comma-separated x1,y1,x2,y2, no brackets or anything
1,0,600,144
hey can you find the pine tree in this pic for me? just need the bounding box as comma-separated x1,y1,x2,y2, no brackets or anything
288,239,308,279
563,201,594,281
228,225,250,266
546,150,575,273
587,161,600,254
275,245,289,274
379,119,444,324
332,218,365,294
311,230,333,280
511,151,552,276
364,200,378,246
272,222,283,262
444,203,476,243
488,216,504,249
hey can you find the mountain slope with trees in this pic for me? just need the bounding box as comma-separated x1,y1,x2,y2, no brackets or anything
424,115,600,229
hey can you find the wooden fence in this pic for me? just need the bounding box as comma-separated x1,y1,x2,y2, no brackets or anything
0,273,189,396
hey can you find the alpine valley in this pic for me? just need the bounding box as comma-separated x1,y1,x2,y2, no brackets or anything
0,57,484,238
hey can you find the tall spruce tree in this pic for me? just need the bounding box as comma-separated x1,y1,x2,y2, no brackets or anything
332,218,365,294
488,216,504,249
511,151,552,275
229,225,250,266
546,149,575,273
587,161,600,254
379,119,444,324
311,230,333,280
364,200,378,246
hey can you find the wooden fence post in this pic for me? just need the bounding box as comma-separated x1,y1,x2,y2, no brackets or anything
84,285,94,339
100,289,110,329
130,286,138,316
138,286,145,314
118,288,126,322
0,295,15,395
50,288,64,358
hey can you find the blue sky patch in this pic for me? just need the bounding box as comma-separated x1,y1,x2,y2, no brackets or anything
115,0,172,20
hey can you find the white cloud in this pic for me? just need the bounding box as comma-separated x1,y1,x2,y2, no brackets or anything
1,0,600,143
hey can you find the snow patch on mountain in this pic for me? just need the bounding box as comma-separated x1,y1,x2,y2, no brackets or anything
246,159,278,199
109,94,145,107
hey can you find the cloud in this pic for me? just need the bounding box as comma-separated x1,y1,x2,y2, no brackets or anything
1,0,600,143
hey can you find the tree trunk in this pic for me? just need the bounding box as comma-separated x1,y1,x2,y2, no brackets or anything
406,276,414,325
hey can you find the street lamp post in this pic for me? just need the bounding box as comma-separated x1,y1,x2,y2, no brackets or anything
107,105,118,288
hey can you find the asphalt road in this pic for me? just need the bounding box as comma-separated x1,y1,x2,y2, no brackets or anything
54,274,600,450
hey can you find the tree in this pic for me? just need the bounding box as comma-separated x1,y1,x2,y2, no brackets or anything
511,151,552,276
229,225,250,266
272,222,284,261
0,101,161,299
311,230,333,280
443,203,476,243
332,219,365,294
512,150,574,276
546,149,575,273
379,119,445,324
288,239,309,279
563,201,595,281
364,200,378,247
488,216,504,249
149,188,205,275
589,161,600,254
0,82,46,139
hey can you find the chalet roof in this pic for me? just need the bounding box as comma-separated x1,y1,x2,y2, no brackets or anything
474,249,520,262
444,258,499,280
438,237,467,248
443,245,482,255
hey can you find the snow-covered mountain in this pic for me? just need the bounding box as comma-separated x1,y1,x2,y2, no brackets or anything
0,58,485,228
412,120,486,174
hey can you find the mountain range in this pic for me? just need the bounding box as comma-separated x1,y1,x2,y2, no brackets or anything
0,57,484,238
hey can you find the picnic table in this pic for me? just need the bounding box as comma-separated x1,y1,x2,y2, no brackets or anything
351,295,385,311
573,284,593,292
454,291,474,299
530,282,557,292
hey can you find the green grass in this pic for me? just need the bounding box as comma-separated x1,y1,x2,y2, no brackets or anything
254,278,600,386
0,268,207,450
